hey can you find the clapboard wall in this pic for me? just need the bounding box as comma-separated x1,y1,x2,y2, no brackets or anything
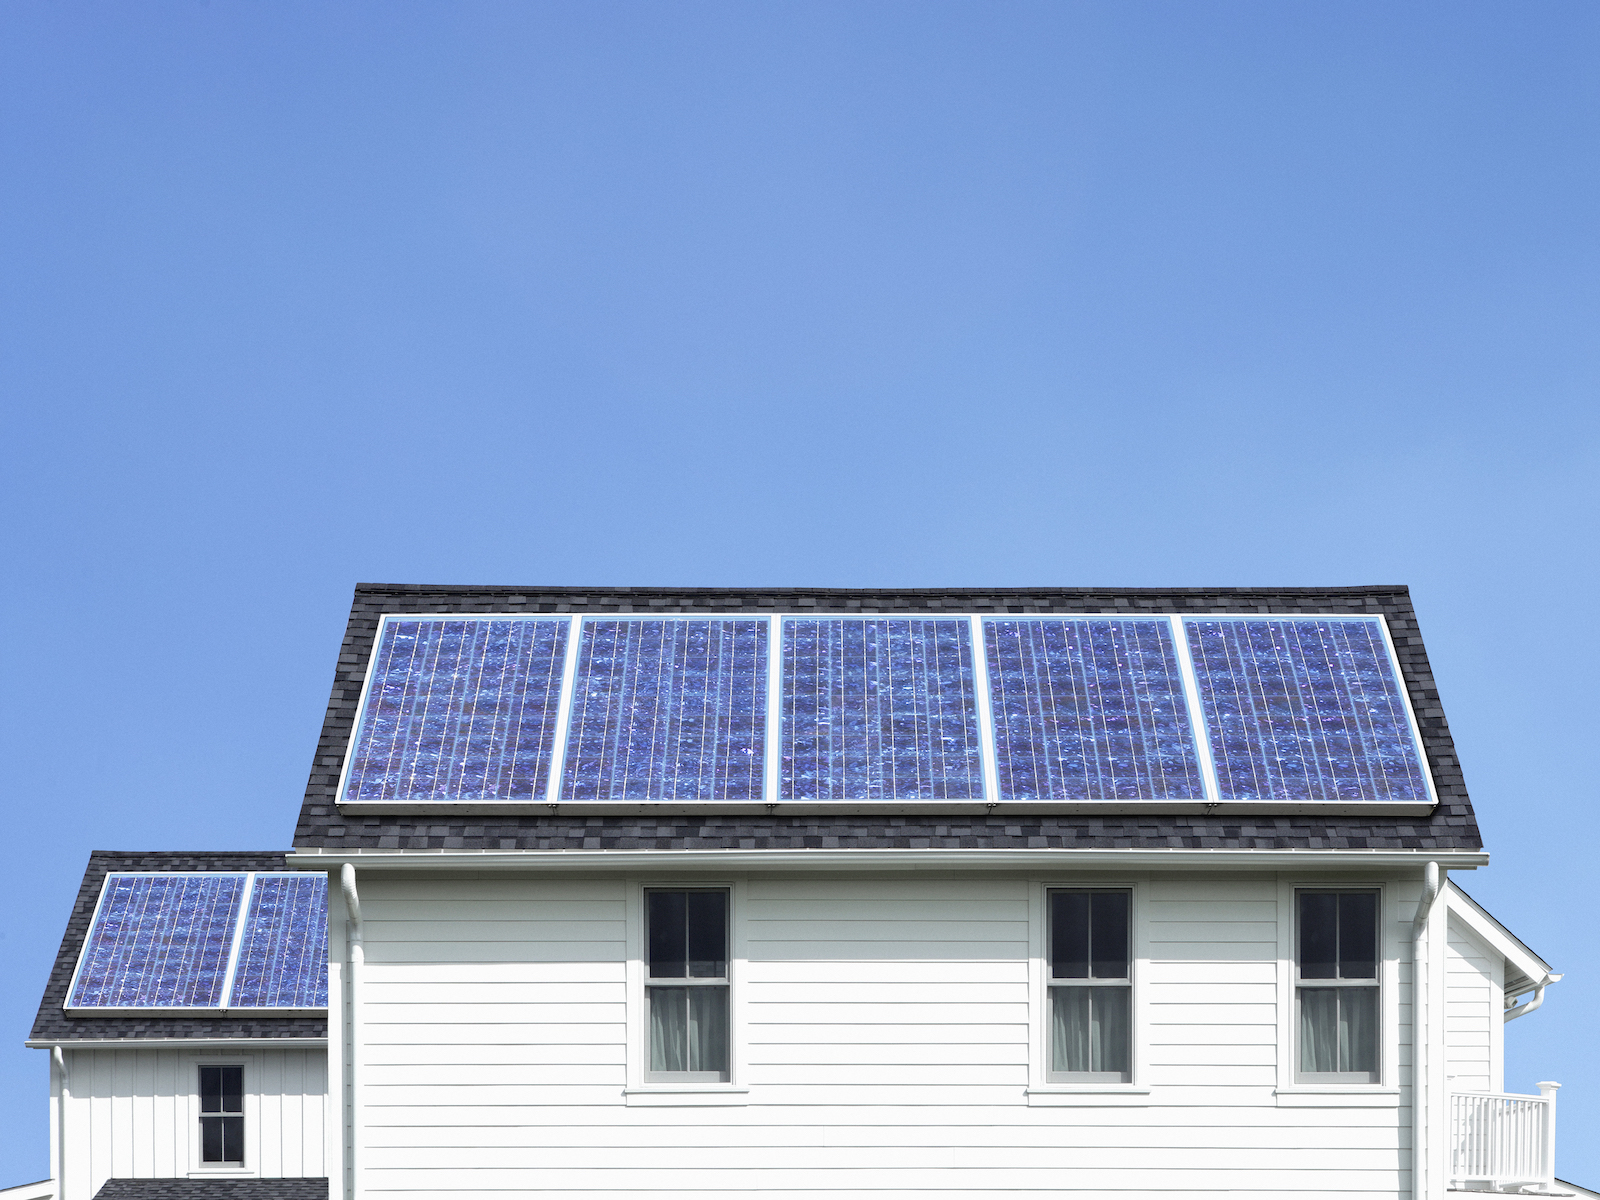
1444,914,1504,1095
356,871,1424,1200
58,1045,327,1200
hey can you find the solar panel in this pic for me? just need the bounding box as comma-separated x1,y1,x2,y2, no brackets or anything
985,619,1204,801
562,619,768,801
69,874,246,1008
782,618,985,800
1184,618,1431,803
228,874,329,1008
343,617,570,803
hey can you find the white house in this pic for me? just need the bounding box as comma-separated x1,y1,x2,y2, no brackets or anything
19,585,1583,1200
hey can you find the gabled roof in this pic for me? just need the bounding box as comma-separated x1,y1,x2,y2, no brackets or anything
29,852,326,1045
1445,880,1555,998
292,584,1481,854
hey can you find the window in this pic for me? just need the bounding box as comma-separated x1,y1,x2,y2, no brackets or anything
645,890,730,1082
1048,890,1131,1082
198,1065,244,1164
1296,891,1379,1083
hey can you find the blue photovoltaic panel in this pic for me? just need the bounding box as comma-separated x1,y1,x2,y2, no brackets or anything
782,618,984,800
985,619,1205,801
1185,618,1431,803
562,619,768,800
229,875,329,1008
69,874,245,1008
343,617,569,803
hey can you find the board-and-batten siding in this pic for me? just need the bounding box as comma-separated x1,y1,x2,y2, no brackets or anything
1444,913,1504,1094
357,874,1410,1199
60,1046,326,1200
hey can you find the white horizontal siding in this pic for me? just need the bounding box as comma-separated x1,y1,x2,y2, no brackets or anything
356,872,1412,1197
1445,913,1503,1094
61,1046,325,1200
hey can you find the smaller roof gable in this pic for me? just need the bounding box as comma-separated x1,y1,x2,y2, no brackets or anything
30,852,326,1045
1444,880,1555,998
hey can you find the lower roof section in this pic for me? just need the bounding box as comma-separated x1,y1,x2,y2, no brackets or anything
93,1181,327,1200
31,853,328,1046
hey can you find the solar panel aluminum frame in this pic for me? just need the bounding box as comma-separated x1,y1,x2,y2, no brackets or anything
64,873,329,1015
332,612,1439,817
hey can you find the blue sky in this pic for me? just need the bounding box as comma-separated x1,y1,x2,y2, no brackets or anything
2,0,1597,1186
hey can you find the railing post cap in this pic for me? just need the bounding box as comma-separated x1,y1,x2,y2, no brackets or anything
1537,1080,1561,1091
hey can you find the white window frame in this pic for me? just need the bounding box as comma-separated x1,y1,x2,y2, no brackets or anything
624,878,748,1105
1026,878,1149,1105
1274,877,1401,1105
182,1052,255,1177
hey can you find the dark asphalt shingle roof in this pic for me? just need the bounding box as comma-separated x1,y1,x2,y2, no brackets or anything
292,584,1482,853
93,1180,327,1200
30,852,327,1044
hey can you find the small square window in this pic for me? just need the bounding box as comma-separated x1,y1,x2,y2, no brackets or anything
199,1065,244,1164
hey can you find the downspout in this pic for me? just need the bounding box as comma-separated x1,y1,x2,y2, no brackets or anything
53,1046,67,1200
1411,862,1441,1200
341,865,364,1200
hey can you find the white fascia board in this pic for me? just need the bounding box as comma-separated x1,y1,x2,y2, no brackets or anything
1443,880,1554,987
26,1037,328,1050
286,847,1489,873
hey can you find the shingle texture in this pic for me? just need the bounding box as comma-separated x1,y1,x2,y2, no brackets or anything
30,853,327,1044
293,584,1482,853
93,1180,327,1200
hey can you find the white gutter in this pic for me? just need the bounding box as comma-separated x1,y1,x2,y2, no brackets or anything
1505,973,1562,1022
1411,861,1442,1200
28,1038,327,1050
52,1046,66,1200
340,864,363,1200
289,847,1489,873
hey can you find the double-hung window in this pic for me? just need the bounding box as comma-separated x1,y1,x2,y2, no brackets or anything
646,889,730,1082
1296,890,1379,1083
1048,890,1132,1083
199,1065,244,1164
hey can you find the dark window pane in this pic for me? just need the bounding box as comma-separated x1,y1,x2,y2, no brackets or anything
1299,893,1338,979
647,892,686,979
1339,988,1378,1074
1050,892,1089,979
201,1117,224,1163
199,1066,223,1114
219,1066,242,1114
686,892,727,979
1338,893,1377,980
1090,893,1130,980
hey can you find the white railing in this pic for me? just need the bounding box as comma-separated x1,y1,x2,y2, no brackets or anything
1450,1082,1560,1191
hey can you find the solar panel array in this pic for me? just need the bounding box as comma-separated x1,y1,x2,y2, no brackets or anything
69,873,328,1010
341,614,1432,806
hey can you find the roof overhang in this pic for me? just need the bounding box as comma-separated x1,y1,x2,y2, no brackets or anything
27,1037,327,1050
287,847,1489,873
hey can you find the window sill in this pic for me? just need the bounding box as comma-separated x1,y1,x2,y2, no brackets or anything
1025,1087,1150,1107
1275,1087,1400,1108
624,1087,751,1107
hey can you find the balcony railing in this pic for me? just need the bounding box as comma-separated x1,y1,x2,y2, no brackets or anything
1449,1083,1560,1192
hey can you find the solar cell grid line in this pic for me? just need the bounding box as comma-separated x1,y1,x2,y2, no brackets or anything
781,617,985,800
560,618,769,801
983,618,1205,801
228,874,330,1008
68,874,247,1008
342,616,570,803
1184,617,1433,804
